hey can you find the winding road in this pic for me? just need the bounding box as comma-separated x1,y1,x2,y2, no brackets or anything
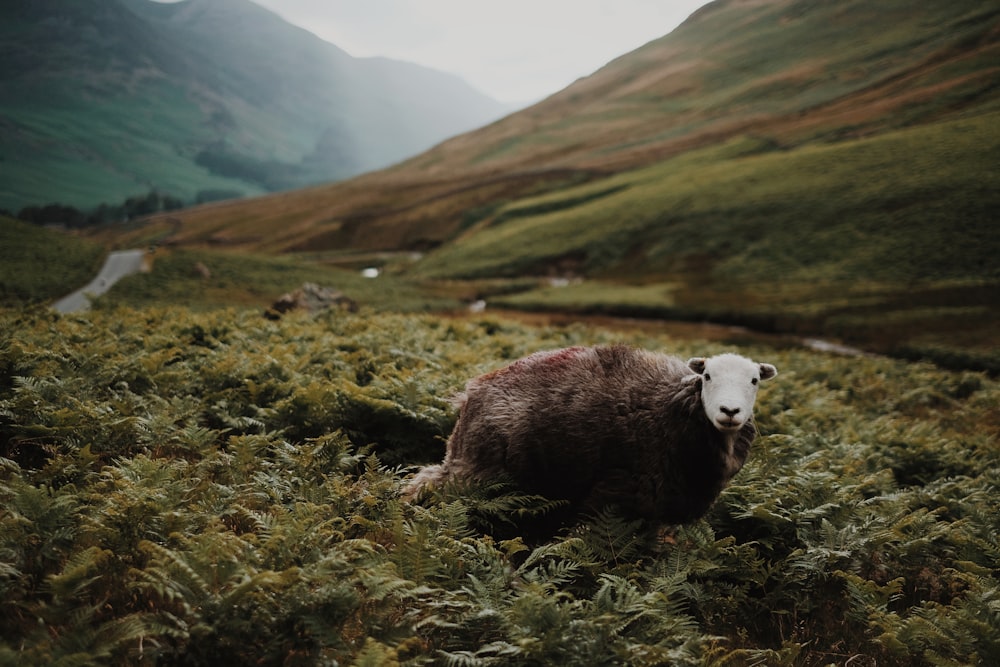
52,249,147,313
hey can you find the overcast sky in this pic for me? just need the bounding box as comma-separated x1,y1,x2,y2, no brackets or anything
238,1,712,106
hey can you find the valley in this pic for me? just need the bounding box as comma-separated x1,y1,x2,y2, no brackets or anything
2,2,998,663
63,0,997,371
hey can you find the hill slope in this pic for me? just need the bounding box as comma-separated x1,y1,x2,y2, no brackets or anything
93,0,1000,366
0,0,507,212
0,217,105,306
109,0,1000,258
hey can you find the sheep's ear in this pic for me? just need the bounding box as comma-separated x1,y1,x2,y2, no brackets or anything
759,363,778,381
687,357,707,374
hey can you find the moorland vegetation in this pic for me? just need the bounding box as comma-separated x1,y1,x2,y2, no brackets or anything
0,218,105,307
0,306,997,665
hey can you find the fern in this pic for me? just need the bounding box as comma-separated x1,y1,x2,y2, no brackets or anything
1,306,997,665
573,507,652,567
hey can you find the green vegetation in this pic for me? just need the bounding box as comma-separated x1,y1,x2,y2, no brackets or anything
413,114,1000,372
4,2,997,656
0,306,997,665
0,0,504,212
0,79,267,211
98,248,462,313
0,218,105,307
82,0,1000,261
416,114,1000,284
491,278,1000,375
50,0,993,374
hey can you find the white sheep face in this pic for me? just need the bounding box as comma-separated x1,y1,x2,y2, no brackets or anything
687,353,777,432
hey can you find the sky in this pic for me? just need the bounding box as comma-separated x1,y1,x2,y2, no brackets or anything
230,1,712,106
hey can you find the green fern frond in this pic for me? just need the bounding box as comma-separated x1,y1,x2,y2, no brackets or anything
573,507,651,567
44,546,112,602
1,305,997,665
351,637,401,667
135,539,211,604
439,640,523,666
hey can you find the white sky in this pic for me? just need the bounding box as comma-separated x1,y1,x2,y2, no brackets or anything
240,1,712,106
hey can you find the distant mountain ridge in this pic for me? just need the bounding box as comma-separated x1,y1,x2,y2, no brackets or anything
113,0,999,273
68,0,1000,367
0,0,508,211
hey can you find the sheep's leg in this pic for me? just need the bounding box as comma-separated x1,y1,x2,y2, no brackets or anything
401,464,447,500
403,396,508,499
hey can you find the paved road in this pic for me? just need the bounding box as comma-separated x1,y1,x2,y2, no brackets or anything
52,249,147,313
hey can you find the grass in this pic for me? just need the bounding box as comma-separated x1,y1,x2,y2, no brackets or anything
5,1,997,383
494,280,680,315
0,79,269,211
79,0,1000,262
1,21,307,212
0,305,997,665
3,214,993,375
96,247,463,313
415,112,1000,284
408,113,1000,371
492,277,1000,374
4,214,991,374
46,0,992,388
0,218,105,307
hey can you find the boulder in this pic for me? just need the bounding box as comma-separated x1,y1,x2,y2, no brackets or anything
267,282,357,318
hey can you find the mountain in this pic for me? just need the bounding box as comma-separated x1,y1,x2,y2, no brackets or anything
0,0,508,212
89,0,1000,367
108,0,999,270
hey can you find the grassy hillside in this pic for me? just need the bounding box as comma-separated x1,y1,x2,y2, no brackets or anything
0,218,105,307
414,114,999,283
0,220,461,315
100,0,1000,254
0,0,505,211
0,79,270,211
86,0,999,368
1,306,997,664
91,109,998,370
96,247,462,313
415,113,1000,371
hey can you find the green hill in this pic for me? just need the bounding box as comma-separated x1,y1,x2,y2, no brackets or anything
96,0,1000,272
0,0,507,212
0,218,105,306
92,0,999,369
414,115,998,283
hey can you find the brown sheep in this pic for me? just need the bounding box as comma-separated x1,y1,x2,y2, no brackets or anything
404,345,777,524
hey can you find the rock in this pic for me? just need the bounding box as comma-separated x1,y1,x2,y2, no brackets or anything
194,261,212,279
266,283,357,319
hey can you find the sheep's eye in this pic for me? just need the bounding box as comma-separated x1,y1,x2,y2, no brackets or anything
751,377,759,385
704,373,711,381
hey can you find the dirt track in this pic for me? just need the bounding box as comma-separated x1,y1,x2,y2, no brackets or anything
52,249,146,313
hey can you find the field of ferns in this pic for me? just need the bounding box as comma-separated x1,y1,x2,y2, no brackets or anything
1,305,997,666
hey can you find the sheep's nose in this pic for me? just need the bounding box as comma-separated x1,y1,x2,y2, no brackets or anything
720,406,741,417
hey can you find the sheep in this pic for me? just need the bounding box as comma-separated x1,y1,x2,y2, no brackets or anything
404,345,777,525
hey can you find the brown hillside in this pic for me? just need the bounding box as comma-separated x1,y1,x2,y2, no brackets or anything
96,0,1000,256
